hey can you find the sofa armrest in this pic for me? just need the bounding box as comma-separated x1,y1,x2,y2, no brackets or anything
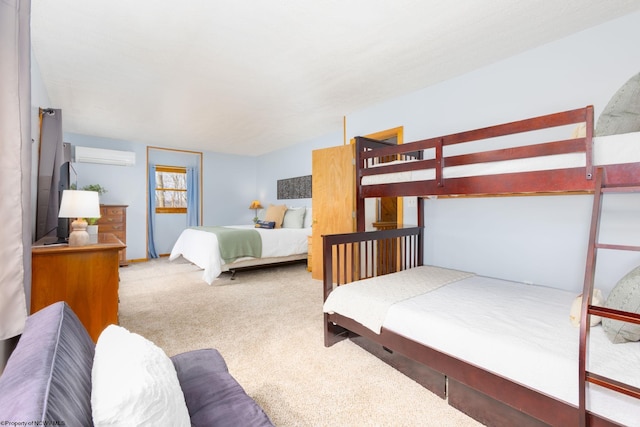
171,349,274,427
0,302,94,426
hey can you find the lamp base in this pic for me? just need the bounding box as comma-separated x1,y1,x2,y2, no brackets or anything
68,218,90,246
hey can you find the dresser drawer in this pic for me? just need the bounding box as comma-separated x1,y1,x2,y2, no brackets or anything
101,208,125,220
97,205,128,266
98,222,124,233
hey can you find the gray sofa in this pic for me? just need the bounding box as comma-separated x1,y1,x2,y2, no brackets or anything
0,301,274,426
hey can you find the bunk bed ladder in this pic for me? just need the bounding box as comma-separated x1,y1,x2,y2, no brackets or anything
579,167,640,427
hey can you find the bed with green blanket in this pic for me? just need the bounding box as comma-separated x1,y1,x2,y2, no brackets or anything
194,226,262,263
169,224,311,283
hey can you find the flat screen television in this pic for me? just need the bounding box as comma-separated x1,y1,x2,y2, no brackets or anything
55,161,71,243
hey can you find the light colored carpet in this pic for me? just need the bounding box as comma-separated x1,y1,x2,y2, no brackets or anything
118,258,484,427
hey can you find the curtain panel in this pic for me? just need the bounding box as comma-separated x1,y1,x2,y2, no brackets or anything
186,167,200,227
35,109,64,240
0,0,30,340
148,165,158,258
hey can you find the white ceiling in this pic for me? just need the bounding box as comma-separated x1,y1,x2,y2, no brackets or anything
31,1,640,156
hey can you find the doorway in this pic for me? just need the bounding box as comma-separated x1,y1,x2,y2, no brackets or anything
356,127,404,230
357,127,404,274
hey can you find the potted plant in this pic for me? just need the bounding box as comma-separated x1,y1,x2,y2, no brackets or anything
80,184,107,243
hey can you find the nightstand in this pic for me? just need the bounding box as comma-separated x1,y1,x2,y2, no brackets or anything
31,233,126,342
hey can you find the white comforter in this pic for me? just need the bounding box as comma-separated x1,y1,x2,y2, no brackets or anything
169,225,311,284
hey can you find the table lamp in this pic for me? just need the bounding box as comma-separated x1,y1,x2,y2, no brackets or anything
249,200,263,223
58,190,101,246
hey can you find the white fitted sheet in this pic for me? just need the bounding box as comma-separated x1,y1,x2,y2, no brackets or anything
378,275,640,426
362,131,640,186
169,225,310,284
323,266,474,333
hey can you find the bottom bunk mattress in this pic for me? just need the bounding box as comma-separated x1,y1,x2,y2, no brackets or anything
169,225,311,284
323,266,640,426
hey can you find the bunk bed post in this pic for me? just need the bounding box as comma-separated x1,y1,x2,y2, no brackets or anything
418,226,424,267
323,233,348,346
578,167,605,427
584,105,594,180
355,137,366,232
418,197,424,266
436,138,444,187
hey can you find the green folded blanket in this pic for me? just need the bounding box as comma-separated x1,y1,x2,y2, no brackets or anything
193,226,262,263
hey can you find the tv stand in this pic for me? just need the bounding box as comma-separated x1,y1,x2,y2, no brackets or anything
31,233,126,342
44,237,68,245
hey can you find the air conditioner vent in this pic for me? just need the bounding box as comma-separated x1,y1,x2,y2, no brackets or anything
75,146,136,166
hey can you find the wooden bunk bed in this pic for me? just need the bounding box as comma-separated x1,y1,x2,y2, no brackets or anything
322,106,640,426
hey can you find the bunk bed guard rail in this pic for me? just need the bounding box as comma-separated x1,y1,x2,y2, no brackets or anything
322,226,424,301
355,105,596,200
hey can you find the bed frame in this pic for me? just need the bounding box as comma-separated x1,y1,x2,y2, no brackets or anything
223,254,307,279
323,106,640,427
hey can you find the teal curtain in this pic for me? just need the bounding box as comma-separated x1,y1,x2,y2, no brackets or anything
148,165,158,258
186,167,199,227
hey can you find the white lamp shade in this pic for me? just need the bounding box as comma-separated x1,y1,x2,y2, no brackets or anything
58,190,101,219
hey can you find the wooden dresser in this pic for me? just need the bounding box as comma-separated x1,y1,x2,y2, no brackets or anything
31,233,126,342
97,204,128,266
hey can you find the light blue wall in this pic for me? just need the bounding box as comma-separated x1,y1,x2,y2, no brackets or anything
202,151,258,226
256,130,341,207
63,134,257,259
64,134,148,260
65,127,328,260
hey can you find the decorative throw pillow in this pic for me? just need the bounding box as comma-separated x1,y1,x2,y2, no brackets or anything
282,207,306,228
602,265,640,343
91,325,191,426
263,204,287,228
569,289,604,327
255,220,276,229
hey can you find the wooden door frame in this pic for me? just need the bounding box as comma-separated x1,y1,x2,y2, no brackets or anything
350,126,404,227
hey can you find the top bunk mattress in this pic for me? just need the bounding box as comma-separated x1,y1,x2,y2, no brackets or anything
361,131,640,186
323,268,640,426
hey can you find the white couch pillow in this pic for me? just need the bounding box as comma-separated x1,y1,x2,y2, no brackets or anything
91,325,190,427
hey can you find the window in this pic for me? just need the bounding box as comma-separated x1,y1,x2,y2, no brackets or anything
155,166,187,213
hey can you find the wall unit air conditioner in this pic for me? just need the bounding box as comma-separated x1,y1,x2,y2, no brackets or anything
75,146,136,166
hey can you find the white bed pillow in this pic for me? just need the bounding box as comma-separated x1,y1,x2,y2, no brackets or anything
602,265,640,343
91,325,191,427
283,207,305,228
303,207,312,228
569,289,604,327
